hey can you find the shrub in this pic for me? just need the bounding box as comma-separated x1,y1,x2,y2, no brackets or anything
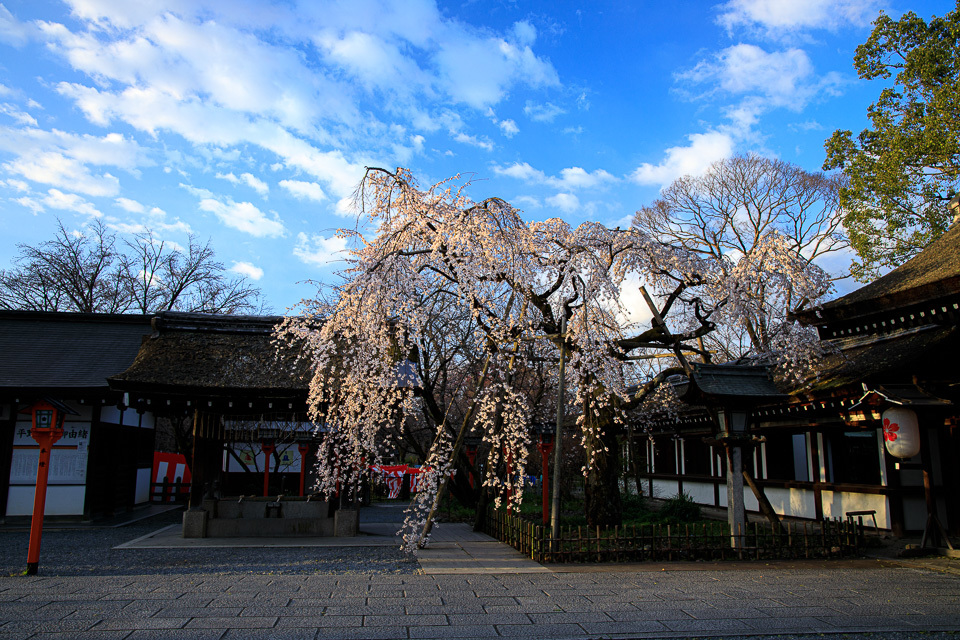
658,492,701,523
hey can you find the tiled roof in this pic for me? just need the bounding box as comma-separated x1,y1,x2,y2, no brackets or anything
0,311,152,389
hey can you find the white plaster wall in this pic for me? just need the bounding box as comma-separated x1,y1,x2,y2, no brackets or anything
134,467,151,505
761,486,818,519
682,481,714,506
100,406,155,428
821,490,890,528
7,485,87,516
651,479,679,499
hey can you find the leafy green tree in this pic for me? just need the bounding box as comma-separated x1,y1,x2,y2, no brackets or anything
823,3,960,281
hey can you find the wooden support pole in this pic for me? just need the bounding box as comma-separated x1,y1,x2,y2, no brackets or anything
725,443,745,549
743,469,784,535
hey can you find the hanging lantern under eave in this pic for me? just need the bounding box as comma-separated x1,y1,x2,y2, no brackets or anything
882,406,921,459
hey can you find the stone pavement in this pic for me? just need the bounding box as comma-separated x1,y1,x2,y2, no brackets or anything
2,504,959,639
1,562,959,639
117,508,548,574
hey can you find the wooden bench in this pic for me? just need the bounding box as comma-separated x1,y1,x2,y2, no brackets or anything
846,509,879,533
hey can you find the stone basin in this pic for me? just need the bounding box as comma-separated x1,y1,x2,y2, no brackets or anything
182,496,358,538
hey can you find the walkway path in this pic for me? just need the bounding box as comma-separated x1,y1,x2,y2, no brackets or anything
1,562,958,639
119,504,547,574
2,505,959,639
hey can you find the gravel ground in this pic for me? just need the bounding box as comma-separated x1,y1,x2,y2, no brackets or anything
0,508,420,577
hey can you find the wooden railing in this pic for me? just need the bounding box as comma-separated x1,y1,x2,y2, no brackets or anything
483,509,861,563
149,480,190,504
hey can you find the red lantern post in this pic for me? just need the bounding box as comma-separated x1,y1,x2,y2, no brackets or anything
260,441,276,497
465,442,478,489
19,399,76,576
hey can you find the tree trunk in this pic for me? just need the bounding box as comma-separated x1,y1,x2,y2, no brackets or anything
582,399,622,527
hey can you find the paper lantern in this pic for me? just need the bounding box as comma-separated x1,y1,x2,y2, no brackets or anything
882,407,921,459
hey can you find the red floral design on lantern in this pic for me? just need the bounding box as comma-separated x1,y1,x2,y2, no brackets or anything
883,417,899,442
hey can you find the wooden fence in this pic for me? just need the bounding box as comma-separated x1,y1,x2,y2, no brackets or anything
483,509,861,563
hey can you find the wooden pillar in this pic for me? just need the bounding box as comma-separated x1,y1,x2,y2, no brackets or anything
809,432,824,521
298,443,310,497
941,418,960,535
883,439,906,537
188,410,205,509
725,443,745,549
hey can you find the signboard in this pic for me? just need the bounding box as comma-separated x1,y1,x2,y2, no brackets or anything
9,421,90,485
227,442,302,473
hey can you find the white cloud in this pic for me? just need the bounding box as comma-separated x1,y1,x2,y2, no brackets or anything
314,29,431,99
198,198,285,238
492,162,616,190
0,127,145,196
42,188,102,217
546,193,579,213
629,131,735,187
15,196,43,214
179,183,215,199
38,1,561,205
0,3,34,47
453,132,494,151
230,261,264,280
218,171,269,196
111,198,192,234
394,133,426,162
511,195,541,210
115,197,145,213
617,272,655,328
2,178,29,192
279,179,327,202
524,101,565,122
0,102,37,126
336,196,357,217
717,0,883,35
493,161,545,183
679,44,816,109
499,119,519,138
435,31,559,108
512,21,537,47
554,167,616,190
293,231,348,266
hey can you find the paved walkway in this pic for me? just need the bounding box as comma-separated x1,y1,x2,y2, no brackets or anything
1,562,959,639
117,509,548,575
2,505,959,639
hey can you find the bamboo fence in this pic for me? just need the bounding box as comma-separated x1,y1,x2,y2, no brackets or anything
483,509,861,563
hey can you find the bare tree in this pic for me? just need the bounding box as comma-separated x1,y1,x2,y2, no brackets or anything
0,219,262,314
0,220,127,313
122,231,262,314
633,153,847,361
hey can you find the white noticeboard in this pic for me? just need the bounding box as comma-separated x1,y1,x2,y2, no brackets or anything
9,422,90,485
227,442,302,473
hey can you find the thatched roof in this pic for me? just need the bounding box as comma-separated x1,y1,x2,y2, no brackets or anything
108,311,313,400
0,310,151,391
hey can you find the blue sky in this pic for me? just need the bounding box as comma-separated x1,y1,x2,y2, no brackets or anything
0,0,951,311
